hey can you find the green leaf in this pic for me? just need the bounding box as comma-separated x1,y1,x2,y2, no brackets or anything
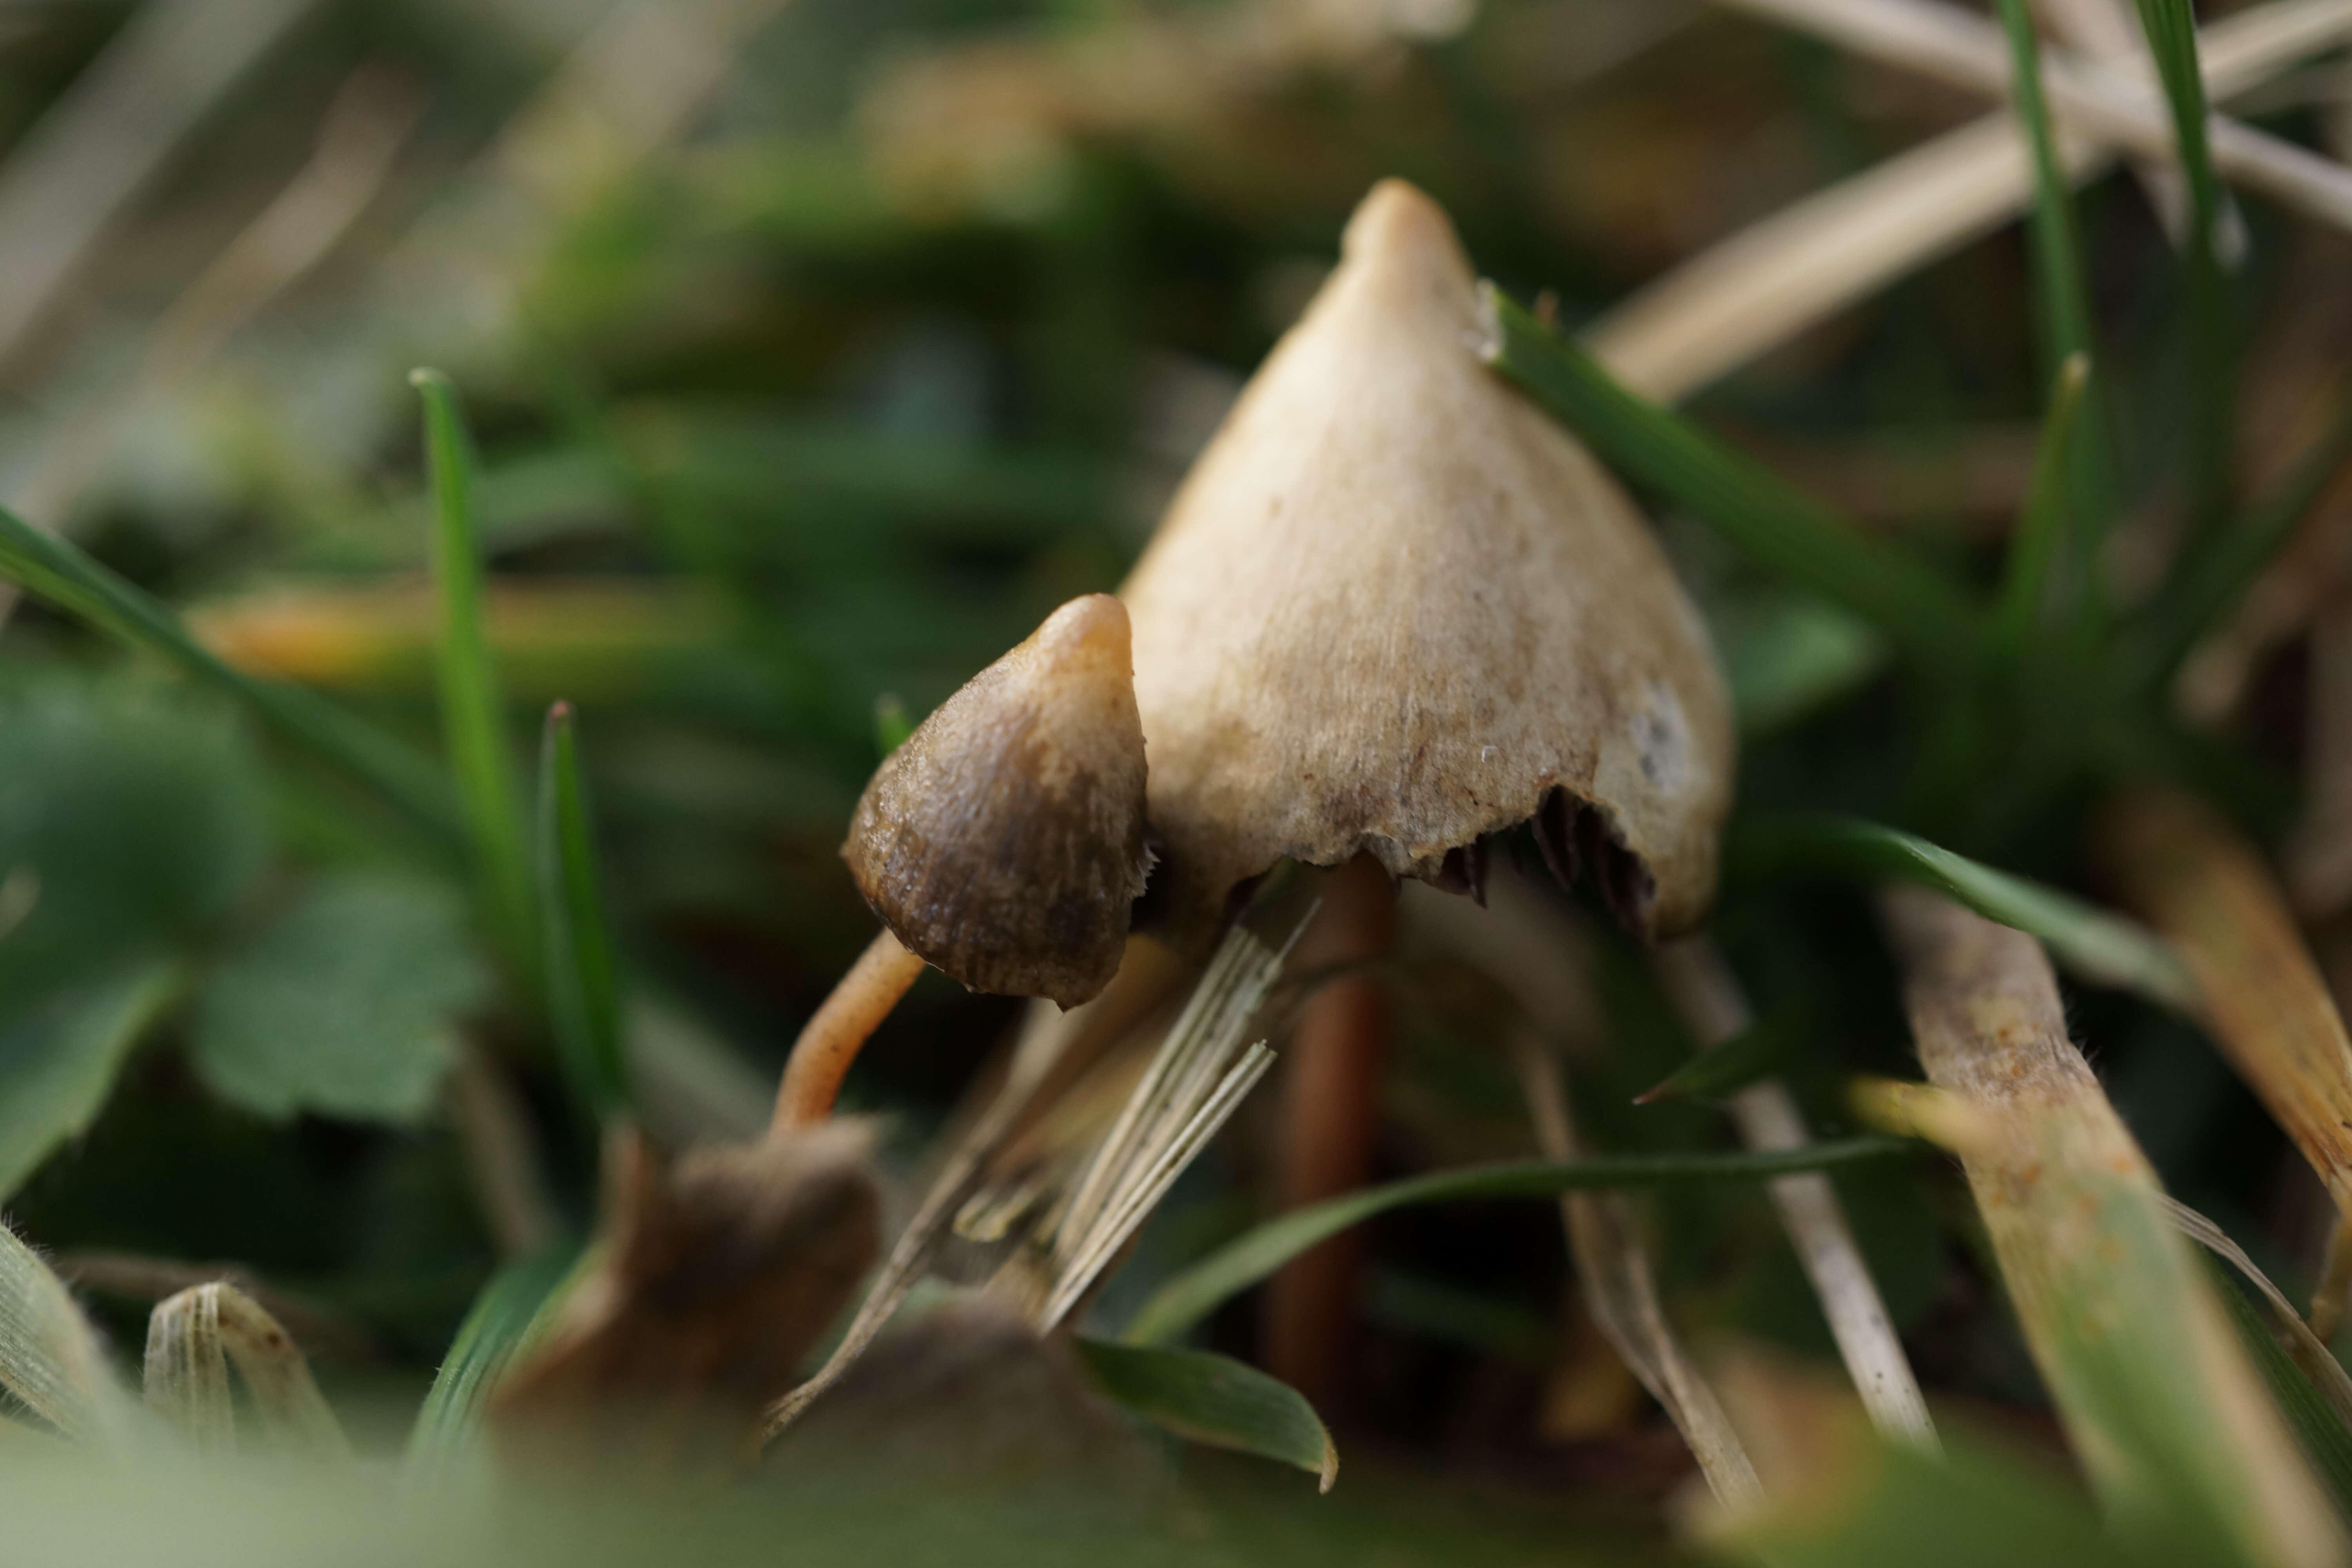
414,368,534,964
0,679,265,1193
1633,1019,1786,1105
0,507,455,837
1074,1338,1337,1491
0,957,182,1200
1477,286,1981,675
189,874,492,1123
1735,815,2197,1010
538,702,628,1120
1122,1138,1910,1347
404,1240,581,1490
0,677,268,981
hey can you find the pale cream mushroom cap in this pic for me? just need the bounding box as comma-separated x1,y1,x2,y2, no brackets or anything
845,593,1152,1008
1118,179,1734,936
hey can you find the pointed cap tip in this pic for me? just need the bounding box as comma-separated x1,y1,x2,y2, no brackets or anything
1341,179,1468,278
1030,591,1131,670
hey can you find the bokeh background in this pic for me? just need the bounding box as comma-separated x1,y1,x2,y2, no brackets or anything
4,0,2352,1558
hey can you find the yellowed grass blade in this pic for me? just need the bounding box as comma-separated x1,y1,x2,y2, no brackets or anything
1509,1029,1764,1506
2098,786,2352,1334
1882,887,2344,1568
1588,0,2352,401
144,1283,349,1457
760,923,1283,1445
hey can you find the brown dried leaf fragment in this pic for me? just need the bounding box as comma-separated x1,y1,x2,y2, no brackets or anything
1120,179,1734,938
1881,887,2343,1568
490,1123,879,1467
846,593,1151,1009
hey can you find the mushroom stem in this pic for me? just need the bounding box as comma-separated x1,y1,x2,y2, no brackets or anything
1262,854,1395,1412
773,929,928,1130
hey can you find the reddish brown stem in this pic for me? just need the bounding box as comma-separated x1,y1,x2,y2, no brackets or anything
773,929,926,1130
1262,853,1395,1413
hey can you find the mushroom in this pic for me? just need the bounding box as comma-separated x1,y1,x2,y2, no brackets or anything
1116,178,1733,1401
1118,178,1734,938
771,592,1154,1128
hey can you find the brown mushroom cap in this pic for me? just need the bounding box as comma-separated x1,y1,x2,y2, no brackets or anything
1118,179,1734,937
845,593,1152,1008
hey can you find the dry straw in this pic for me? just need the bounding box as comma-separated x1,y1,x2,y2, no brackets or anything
143,1283,348,1457
1589,0,2352,402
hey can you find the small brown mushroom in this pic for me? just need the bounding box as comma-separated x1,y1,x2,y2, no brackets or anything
1119,178,1735,938
772,593,1153,1128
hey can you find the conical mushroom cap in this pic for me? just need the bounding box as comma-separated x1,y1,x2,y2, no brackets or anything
1119,179,1733,936
845,593,1151,1008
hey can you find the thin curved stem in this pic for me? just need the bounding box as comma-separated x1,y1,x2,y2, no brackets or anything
772,929,927,1129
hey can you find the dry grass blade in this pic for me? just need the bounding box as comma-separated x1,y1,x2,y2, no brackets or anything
759,923,1286,1445
12,65,423,530
2036,0,2195,245
1881,886,2343,1568
1722,0,2352,227
2098,787,2352,1334
0,0,319,376
143,1284,349,1458
1653,938,1938,1449
1509,1030,1762,1506
1589,0,2352,401
0,1224,139,1449
143,1289,232,1455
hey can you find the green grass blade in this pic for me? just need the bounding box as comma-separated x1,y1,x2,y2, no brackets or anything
1121,1138,1910,1346
0,507,454,835
1736,815,2197,1010
414,369,534,962
2132,0,2232,522
1994,354,2091,657
1994,0,2094,377
1633,1019,1786,1105
403,1240,579,1488
1074,1339,1338,1491
1478,287,1980,675
538,702,628,1120
2144,391,2352,686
